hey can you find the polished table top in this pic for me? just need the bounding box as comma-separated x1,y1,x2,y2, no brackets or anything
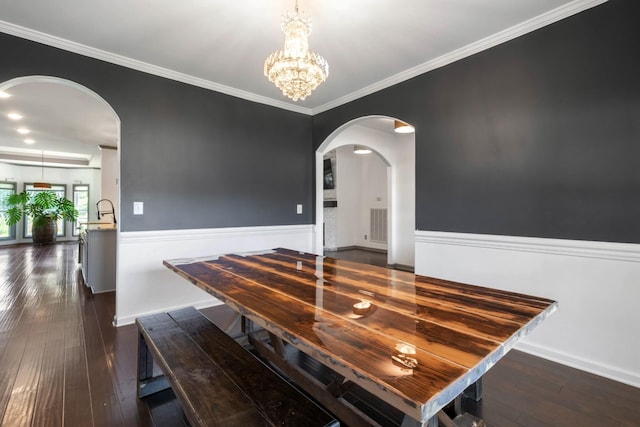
164,248,557,423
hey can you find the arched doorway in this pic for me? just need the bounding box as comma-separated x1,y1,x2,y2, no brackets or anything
0,75,121,297
315,116,415,268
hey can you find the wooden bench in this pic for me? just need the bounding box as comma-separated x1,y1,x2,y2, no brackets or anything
136,306,339,427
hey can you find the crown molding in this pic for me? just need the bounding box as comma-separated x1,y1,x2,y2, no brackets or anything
0,152,89,166
0,20,313,116
0,0,607,116
311,0,608,114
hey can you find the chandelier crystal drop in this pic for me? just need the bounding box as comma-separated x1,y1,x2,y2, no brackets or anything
264,1,328,101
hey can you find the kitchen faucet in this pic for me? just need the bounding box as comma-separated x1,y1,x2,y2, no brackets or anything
96,199,117,224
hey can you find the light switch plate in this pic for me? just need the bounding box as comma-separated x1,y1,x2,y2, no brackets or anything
133,201,144,215
296,204,303,214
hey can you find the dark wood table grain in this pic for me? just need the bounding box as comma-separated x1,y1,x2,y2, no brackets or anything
164,248,557,426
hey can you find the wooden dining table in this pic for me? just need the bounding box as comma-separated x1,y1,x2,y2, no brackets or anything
164,248,557,427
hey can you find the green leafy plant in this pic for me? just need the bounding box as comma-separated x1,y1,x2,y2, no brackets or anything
5,191,78,228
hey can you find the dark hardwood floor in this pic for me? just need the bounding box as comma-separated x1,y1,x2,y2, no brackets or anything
0,243,638,426
324,248,388,267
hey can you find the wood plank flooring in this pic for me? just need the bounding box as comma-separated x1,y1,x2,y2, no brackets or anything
324,248,388,269
0,243,638,426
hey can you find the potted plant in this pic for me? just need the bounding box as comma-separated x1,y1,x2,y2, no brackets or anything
4,190,78,244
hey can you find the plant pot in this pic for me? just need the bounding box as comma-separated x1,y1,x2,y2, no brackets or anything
32,218,57,245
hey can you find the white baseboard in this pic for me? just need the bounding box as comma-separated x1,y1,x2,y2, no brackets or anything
516,340,640,389
415,230,640,389
115,299,224,327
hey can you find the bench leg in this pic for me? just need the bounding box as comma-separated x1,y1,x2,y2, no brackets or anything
137,331,171,398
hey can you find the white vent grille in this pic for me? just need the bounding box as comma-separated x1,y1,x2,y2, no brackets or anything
370,208,387,243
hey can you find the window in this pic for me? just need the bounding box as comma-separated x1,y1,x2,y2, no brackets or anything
0,182,17,240
73,185,89,236
24,184,66,238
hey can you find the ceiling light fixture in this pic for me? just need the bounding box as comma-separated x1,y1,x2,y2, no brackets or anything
264,0,328,101
33,149,51,189
24,138,36,144
353,145,372,154
0,91,10,99
394,120,415,134
17,127,30,135
7,112,23,120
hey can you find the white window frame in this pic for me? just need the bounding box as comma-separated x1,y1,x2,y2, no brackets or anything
23,184,67,238
73,184,90,236
0,182,17,240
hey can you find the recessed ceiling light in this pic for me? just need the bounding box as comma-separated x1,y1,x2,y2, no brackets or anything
17,127,30,135
0,91,10,99
7,112,23,120
353,145,372,154
24,138,36,144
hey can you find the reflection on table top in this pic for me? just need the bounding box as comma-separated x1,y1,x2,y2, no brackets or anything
164,248,557,423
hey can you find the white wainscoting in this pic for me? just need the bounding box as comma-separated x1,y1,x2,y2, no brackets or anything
415,231,640,388
115,224,315,326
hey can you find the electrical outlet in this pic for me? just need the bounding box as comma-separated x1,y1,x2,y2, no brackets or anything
364,234,367,240
296,204,303,214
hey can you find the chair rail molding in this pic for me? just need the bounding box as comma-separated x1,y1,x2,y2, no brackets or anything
415,230,640,263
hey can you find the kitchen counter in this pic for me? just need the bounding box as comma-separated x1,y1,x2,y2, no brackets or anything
85,222,118,231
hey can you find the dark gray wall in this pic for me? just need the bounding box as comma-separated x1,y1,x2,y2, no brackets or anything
0,33,314,232
3,0,639,243
313,0,640,244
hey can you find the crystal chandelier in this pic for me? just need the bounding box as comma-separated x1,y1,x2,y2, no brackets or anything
264,0,328,101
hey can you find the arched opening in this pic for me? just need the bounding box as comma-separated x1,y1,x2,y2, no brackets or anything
315,116,415,269
0,75,121,299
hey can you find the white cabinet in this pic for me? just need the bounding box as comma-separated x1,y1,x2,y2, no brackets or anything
81,227,116,293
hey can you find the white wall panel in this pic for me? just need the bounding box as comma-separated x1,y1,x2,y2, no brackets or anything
415,230,640,387
116,224,314,326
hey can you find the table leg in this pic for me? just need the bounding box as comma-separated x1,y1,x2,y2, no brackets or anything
222,311,241,334
404,381,484,427
463,378,483,402
267,333,356,399
249,334,380,427
401,413,441,427
327,377,356,398
268,332,286,358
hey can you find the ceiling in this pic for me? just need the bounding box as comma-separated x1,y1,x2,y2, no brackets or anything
0,0,604,167
0,81,118,168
